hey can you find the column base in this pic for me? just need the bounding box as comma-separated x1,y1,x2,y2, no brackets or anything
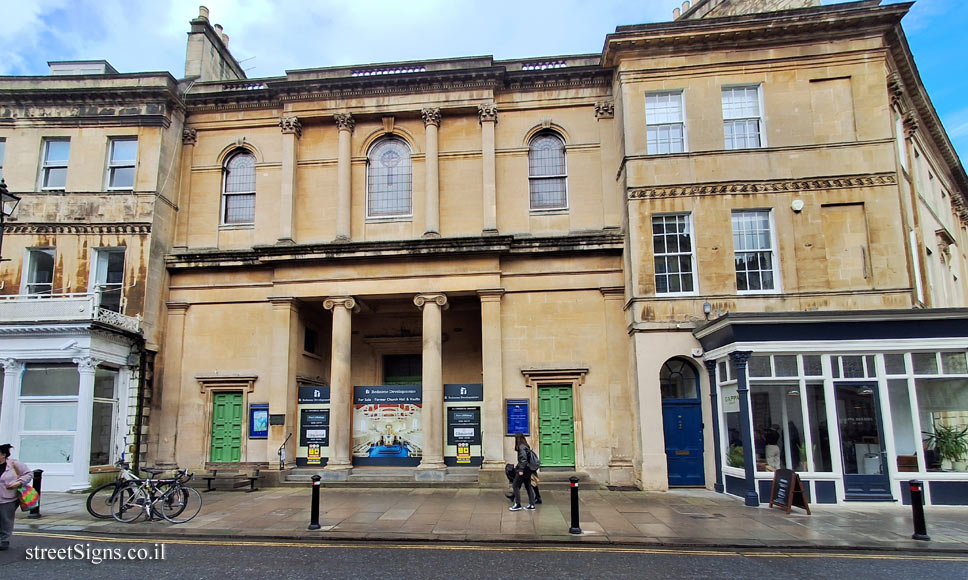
333,234,351,242
414,465,447,482
276,238,296,245
607,459,637,488
744,490,761,507
479,462,509,485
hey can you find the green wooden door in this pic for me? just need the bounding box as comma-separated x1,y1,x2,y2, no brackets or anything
210,392,243,462
537,385,575,467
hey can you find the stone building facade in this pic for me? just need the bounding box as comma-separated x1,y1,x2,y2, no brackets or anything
3,0,966,504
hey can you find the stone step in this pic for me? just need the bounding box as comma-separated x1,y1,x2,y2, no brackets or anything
279,467,602,489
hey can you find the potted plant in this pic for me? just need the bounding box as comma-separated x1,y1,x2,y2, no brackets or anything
726,444,745,468
924,423,968,471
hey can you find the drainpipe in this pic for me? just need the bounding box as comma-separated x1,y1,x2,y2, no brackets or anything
132,340,148,472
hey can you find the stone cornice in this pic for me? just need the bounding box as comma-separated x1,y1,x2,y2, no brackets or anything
166,232,624,270
627,173,897,200
3,223,152,235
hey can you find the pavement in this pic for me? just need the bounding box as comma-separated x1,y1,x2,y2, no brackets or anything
13,486,968,552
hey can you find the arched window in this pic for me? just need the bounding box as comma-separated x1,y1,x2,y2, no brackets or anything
528,131,567,210
222,150,256,224
367,137,412,218
660,357,699,399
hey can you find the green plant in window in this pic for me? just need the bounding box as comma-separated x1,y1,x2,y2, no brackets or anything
924,423,968,468
726,444,745,468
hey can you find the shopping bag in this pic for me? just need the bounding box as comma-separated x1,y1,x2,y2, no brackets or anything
18,485,39,511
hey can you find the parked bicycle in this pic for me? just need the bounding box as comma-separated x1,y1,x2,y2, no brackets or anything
111,468,202,524
86,459,148,519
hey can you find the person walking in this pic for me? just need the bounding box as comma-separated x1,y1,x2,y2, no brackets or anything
505,463,541,503
0,443,33,551
509,433,537,511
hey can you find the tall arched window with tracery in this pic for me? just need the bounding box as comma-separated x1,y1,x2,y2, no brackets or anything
367,137,412,218
222,150,256,224
528,131,567,210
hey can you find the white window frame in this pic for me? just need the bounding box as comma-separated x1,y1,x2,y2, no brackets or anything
90,367,120,467
21,248,56,295
40,138,70,191
105,137,137,190
731,209,781,294
220,150,256,226
527,131,569,212
652,212,698,296
645,91,686,155
365,137,413,220
722,85,766,150
18,364,80,467
90,247,126,312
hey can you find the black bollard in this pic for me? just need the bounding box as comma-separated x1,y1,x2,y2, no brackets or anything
908,480,930,541
308,474,321,530
28,469,44,519
569,476,581,534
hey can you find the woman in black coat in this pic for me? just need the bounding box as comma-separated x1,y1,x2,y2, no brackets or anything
509,433,536,510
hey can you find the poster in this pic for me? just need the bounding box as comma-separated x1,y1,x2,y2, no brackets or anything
249,404,268,439
447,406,481,445
307,443,322,466
300,409,329,447
456,443,471,464
353,385,422,466
506,399,529,435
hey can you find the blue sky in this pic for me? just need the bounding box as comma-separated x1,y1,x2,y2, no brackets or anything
2,0,965,162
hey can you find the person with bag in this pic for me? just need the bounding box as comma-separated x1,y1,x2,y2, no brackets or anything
0,443,34,551
509,433,537,511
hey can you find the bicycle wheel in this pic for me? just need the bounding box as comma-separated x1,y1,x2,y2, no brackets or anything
160,486,202,524
86,481,122,519
111,483,147,523
158,485,189,520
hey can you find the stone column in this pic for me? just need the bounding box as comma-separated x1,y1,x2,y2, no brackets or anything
268,297,300,468
730,351,758,506
278,116,302,245
71,357,101,491
155,302,189,467
323,296,357,477
602,287,635,486
174,128,197,249
421,108,441,238
704,360,725,493
0,359,24,441
414,293,448,477
334,113,355,241
478,289,505,481
478,103,498,233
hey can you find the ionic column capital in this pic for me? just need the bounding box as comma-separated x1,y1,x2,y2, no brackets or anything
421,107,441,128
477,103,497,124
334,113,355,133
414,293,448,310
323,296,359,312
73,357,103,373
279,115,302,138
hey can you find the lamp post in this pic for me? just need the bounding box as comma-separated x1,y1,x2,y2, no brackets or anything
1,179,22,263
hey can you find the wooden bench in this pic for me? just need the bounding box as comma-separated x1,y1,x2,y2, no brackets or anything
200,462,265,492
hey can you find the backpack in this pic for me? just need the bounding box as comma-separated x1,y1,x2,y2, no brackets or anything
526,448,540,471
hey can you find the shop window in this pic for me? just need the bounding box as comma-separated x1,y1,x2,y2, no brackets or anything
721,385,743,468
750,383,806,472
916,377,968,471
941,352,968,375
806,383,833,472
748,355,771,377
91,367,118,467
19,364,79,464
888,378,921,472
831,355,875,379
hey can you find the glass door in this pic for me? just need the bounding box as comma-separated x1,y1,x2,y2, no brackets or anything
835,382,893,500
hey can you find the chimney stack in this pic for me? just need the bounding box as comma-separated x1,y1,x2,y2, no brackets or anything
673,7,681,19
222,33,229,48
682,1,691,12
198,5,209,20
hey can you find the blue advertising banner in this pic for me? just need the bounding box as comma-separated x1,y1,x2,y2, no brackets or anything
506,399,529,435
353,385,422,404
444,383,483,402
298,385,331,404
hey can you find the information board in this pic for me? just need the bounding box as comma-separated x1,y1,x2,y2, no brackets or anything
768,468,811,515
506,399,530,436
300,408,330,447
298,385,331,404
447,406,481,445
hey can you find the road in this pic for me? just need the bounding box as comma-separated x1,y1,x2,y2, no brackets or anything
1,531,965,579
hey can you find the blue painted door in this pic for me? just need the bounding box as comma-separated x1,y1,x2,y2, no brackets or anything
663,402,705,486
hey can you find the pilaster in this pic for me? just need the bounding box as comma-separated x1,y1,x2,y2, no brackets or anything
478,103,498,233
334,113,355,241
478,289,506,480
155,302,189,467
422,107,441,238
268,296,300,468
278,116,302,245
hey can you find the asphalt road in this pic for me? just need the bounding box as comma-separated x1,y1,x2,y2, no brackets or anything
1,532,965,579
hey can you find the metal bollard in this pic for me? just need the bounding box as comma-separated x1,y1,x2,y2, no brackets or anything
908,480,930,541
569,476,581,534
28,469,44,519
308,474,321,530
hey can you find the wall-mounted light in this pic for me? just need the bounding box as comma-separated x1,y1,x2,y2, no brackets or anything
703,302,712,320
858,386,874,396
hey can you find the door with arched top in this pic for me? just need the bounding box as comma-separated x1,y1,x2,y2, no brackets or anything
661,358,705,486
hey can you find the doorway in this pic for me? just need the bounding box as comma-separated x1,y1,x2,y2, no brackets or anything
537,385,575,467
660,358,705,486
210,391,243,462
835,382,892,500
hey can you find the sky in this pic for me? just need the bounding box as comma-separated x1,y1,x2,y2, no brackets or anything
2,0,965,162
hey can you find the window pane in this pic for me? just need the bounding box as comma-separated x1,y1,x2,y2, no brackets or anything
45,140,70,163
722,385,743,467
748,355,771,377
367,138,412,217
806,383,833,471
842,355,866,378
913,353,939,375
94,367,117,399
224,193,255,224
774,356,798,377
225,153,256,194
109,166,135,189
23,403,78,430
660,359,698,399
916,377,968,470
888,379,919,472
941,352,968,375
803,355,822,376
718,360,729,382
885,354,907,375
90,401,114,466
110,139,137,163
44,166,67,189
20,435,75,463
21,365,80,396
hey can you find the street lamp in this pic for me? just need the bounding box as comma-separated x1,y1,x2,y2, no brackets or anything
1,178,22,263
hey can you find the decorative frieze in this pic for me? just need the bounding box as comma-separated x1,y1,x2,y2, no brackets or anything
595,100,615,119
627,173,898,200
182,127,198,145
421,107,441,127
334,112,355,132
3,224,152,235
279,115,302,138
477,103,498,124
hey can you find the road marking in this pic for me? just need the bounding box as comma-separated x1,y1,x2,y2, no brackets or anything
16,531,967,562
